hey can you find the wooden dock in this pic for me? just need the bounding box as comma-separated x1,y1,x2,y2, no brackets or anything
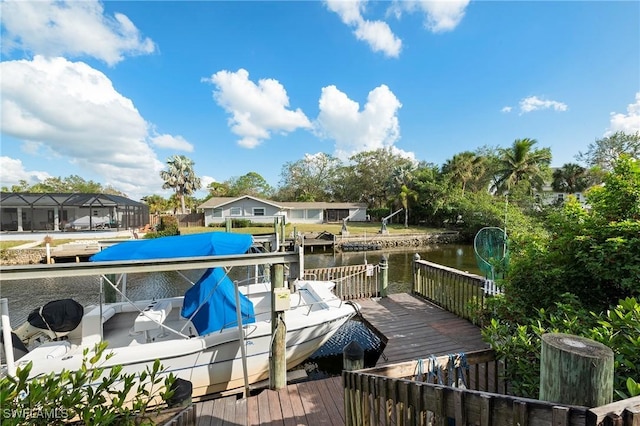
358,292,489,365
193,292,488,425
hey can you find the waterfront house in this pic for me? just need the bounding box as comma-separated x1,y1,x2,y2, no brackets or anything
198,195,368,226
0,192,149,232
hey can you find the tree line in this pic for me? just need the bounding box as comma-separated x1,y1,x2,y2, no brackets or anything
3,132,638,229
153,131,638,224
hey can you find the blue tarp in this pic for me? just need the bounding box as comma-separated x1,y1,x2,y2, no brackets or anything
90,232,254,262
89,232,256,335
181,267,255,334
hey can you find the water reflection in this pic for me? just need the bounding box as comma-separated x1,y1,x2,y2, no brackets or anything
3,244,477,325
304,243,479,294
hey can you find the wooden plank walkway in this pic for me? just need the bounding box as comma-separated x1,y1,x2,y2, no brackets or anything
194,376,344,426
193,292,489,425
357,292,490,365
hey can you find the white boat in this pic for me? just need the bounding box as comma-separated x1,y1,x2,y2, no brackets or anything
1,232,359,398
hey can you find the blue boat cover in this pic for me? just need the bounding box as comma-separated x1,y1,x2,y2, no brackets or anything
90,232,256,334
90,232,253,261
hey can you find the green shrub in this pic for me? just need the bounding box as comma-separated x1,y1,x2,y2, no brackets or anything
0,342,176,425
482,296,640,400
145,215,180,239
231,219,251,228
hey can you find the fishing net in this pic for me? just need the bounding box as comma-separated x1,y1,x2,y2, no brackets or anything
474,227,508,280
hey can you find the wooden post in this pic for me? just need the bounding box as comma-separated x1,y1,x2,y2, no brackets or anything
379,256,388,297
539,333,614,407
280,217,285,245
270,263,286,389
413,253,421,293
225,218,232,232
343,340,364,371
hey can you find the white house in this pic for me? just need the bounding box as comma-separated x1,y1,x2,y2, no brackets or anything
535,180,590,208
198,196,368,226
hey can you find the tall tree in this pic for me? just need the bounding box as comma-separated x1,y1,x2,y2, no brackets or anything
28,175,104,193
577,131,640,171
206,182,231,198
442,151,490,194
160,155,202,214
388,163,417,227
277,153,341,201
492,138,552,195
411,162,450,226
227,172,273,198
551,163,590,193
348,148,417,207
141,194,169,214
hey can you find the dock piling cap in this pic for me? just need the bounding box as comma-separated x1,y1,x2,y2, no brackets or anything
542,333,613,358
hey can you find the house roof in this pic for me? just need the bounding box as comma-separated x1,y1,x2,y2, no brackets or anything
198,195,366,210
198,195,283,209
0,192,144,208
278,201,367,209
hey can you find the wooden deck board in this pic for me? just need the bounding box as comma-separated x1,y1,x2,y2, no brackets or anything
287,383,310,425
247,393,259,426
193,292,488,425
257,389,272,425
297,380,333,426
358,292,489,365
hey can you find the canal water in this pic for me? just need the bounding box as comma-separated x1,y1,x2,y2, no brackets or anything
1,243,480,375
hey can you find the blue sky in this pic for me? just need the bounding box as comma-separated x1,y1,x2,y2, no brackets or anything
1,0,639,201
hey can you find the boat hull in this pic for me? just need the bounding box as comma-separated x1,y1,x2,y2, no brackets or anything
11,282,358,398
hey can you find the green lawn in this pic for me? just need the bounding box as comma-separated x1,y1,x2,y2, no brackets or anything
179,223,443,237
0,241,31,250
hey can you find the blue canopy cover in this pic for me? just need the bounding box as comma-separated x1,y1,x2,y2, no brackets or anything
90,232,256,334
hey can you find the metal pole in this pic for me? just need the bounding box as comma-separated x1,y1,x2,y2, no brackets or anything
234,282,250,398
1,298,16,376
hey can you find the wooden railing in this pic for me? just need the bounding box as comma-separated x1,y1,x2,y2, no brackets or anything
304,264,380,300
412,256,491,323
343,355,640,426
343,366,592,425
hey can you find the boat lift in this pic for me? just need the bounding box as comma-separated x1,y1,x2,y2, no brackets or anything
379,208,403,234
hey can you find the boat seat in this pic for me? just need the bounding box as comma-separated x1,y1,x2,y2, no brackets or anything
68,305,117,346
133,300,172,333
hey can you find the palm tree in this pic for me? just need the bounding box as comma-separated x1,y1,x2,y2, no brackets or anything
159,155,202,214
442,152,489,194
398,184,418,227
141,194,168,214
389,164,417,227
492,138,551,195
551,163,590,193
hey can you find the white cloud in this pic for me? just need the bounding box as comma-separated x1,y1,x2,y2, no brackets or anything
606,92,640,135
390,0,470,33
315,84,404,160
205,69,312,148
151,134,194,152
0,56,171,199
501,106,512,113
0,0,155,66
519,96,568,114
200,175,216,189
325,0,402,58
0,156,51,188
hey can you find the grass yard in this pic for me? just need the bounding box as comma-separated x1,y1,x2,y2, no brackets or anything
0,241,31,250
179,222,443,237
